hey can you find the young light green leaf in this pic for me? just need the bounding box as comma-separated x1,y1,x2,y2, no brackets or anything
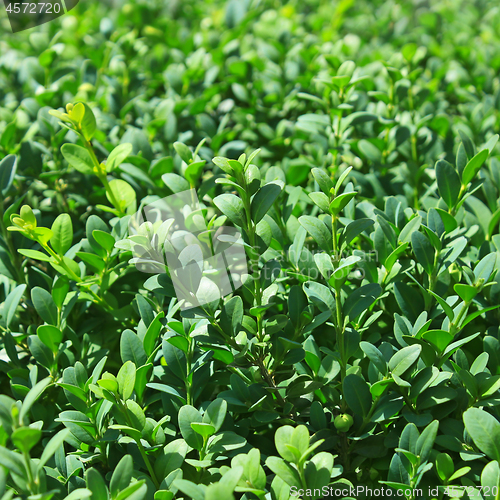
462,149,489,186
106,143,133,172
435,159,460,209
61,144,94,174
213,194,246,227
51,214,73,256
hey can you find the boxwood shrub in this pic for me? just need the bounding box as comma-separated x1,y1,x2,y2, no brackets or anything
1,1,500,499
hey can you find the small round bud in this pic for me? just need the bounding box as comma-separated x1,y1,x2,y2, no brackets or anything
334,414,353,432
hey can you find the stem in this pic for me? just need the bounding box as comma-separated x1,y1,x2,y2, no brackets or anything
40,241,112,311
298,463,311,500
0,200,25,283
332,214,338,259
41,242,82,283
99,173,125,216
23,450,36,494
81,135,125,216
210,318,287,409
185,337,194,405
450,185,466,217
449,300,471,336
119,400,160,488
332,215,347,409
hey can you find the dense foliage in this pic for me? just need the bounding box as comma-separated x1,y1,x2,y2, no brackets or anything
2,0,500,499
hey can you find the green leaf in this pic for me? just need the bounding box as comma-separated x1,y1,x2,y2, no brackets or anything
117,361,136,400
110,455,133,497
173,480,205,500
213,193,246,227
311,168,333,195
329,192,356,215
334,166,353,195
18,248,52,262
20,377,52,422
385,243,409,273
394,282,424,323
377,215,397,249
77,102,96,141
341,218,374,247
274,426,296,462
474,252,497,284
454,284,477,302
121,330,147,367
28,335,54,369
143,312,165,357
399,216,422,244
37,428,70,472
435,159,460,209
61,143,94,174
389,345,421,377
0,154,17,196
303,281,335,316
435,453,454,482
64,489,93,500
76,252,105,272
203,398,227,433
51,214,73,255
86,468,108,500
484,134,499,154
463,408,500,461
3,284,26,329
421,330,453,352
265,457,301,488
185,160,206,186
0,446,27,478
191,422,215,439
162,173,190,193
12,427,41,453
360,342,388,375
415,420,439,463
343,283,381,320
488,207,500,239
309,191,330,213
174,142,193,164
37,325,63,353
434,208,458,233
462,149,489,186
178,405,204,450
106,143,133,172
459,130,476,159
251,181,283,223
342,374,372,417
298,216,332,252
411,231,435,275
126,400,146,430
220,296,243,336
106,179,136,213
31,287,58,325
92,229,115,252
481,460,500,500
